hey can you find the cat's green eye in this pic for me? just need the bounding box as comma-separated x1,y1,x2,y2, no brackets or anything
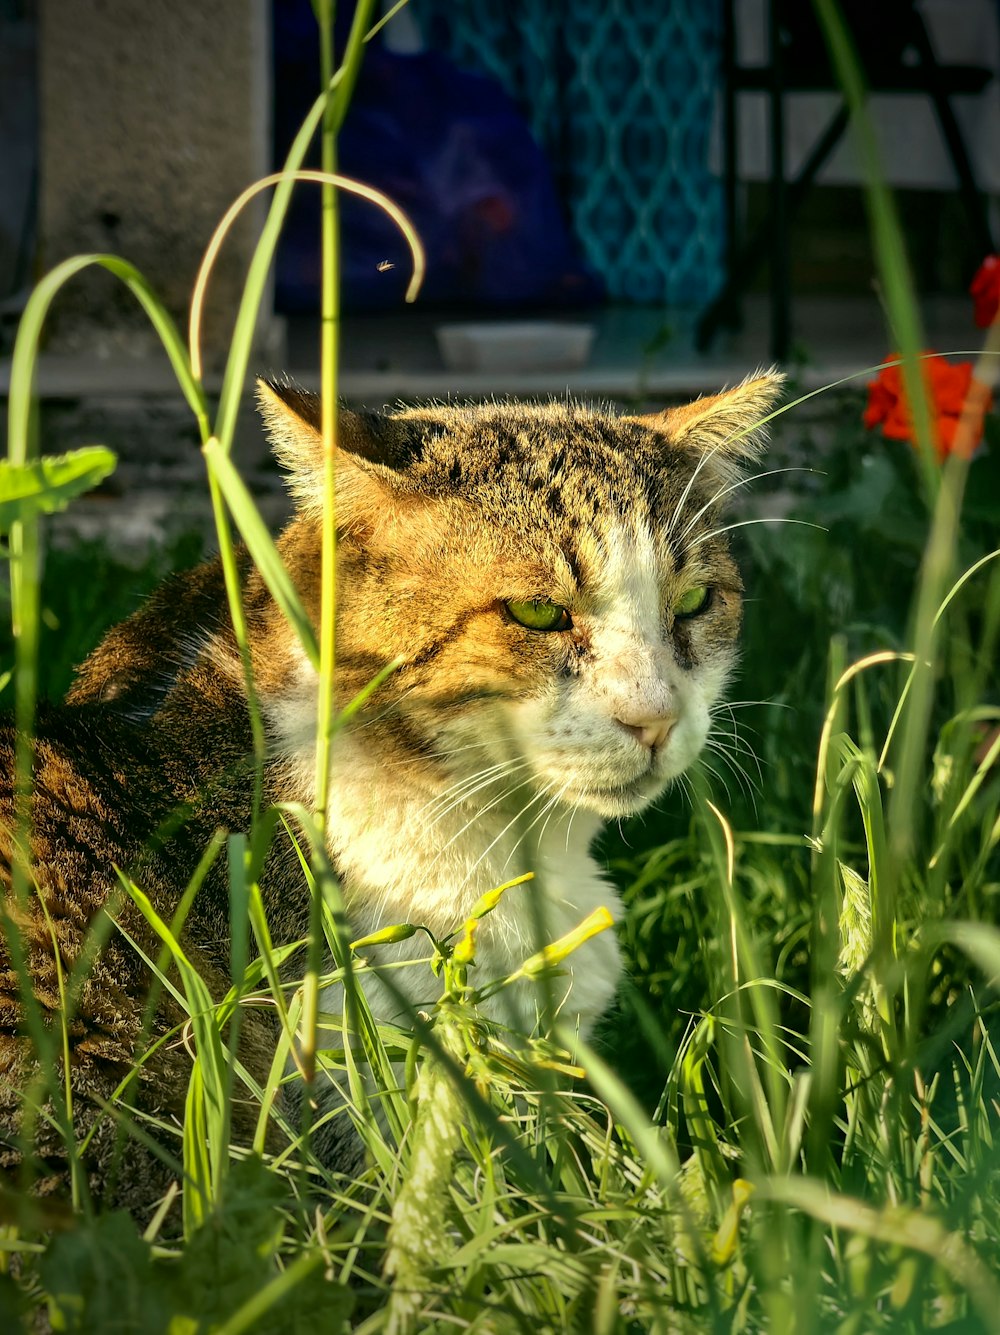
673,585,711,618
505,599,572,632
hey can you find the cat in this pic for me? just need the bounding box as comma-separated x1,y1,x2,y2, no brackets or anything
0,370,782,1216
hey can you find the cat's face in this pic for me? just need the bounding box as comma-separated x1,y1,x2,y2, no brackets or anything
259,379,782,820
487,503,743,819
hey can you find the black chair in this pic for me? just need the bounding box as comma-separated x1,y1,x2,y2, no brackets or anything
696,0,997,361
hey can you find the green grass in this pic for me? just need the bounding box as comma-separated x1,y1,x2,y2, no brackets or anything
0,532,205,706
2,390,998,1332
3,2,1000,1330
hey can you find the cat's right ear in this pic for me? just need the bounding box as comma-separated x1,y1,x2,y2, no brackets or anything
636,369,785,484
256,377,419,524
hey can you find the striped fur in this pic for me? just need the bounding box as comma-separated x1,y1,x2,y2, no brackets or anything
1,371,782,1210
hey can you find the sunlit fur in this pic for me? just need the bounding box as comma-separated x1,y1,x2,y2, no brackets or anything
0,372,783,1201
253,377,784,1037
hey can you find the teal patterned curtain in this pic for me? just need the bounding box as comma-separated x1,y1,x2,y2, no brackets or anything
420,0,724,305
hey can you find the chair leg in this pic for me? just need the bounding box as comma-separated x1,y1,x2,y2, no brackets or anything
721,0,741,333
696,105,850,353
911,11,996,256
768,0,790,362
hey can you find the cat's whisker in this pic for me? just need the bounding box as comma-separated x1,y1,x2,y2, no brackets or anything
342,730,497,787
697,756,735,805
350,681,421,730
416,756,533,823
673,770,695,811
705,734,763,817
712,751,764,805
711,702,767,749
433,738,509,761
675,466,819,547
563,797,584,855
705,740,762,805
425,770,535,835
714,697,792,712
667,438,729,537
690,516,826,549
709,699,790,762
460,783,559,893
419,785,533,876
412,764,513,823
422,775,538,861
421,771,541,877
707,716,765,785
422,759,527,817
376,740,494,781
526,780,574,865
708,727,765,771
500,784,565,876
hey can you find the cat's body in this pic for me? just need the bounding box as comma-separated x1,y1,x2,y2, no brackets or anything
0,373,781,1214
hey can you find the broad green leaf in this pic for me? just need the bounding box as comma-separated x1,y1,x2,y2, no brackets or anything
0,448,116,530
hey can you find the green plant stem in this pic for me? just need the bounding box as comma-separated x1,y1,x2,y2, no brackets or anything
811,0,972,1022
812,0,937,498
313,0,376,835
300,0,377,1098
205,467,266,824
890,460,971,862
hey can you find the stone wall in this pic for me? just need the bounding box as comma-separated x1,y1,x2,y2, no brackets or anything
38,0,271,364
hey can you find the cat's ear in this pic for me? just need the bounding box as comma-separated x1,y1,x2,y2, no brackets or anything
638,369,784,483
256,377,419,521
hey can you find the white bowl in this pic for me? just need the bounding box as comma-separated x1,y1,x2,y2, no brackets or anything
435,321,595,373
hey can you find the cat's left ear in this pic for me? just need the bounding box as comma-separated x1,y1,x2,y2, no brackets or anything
636,369,784,483
256,377,422,522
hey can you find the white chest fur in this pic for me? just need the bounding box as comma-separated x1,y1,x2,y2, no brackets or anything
317,731,623,1039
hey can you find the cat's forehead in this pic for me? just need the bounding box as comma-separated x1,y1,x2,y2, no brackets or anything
377,401,741,584
388,400,696,512
378,407,734,596
260,373,783,532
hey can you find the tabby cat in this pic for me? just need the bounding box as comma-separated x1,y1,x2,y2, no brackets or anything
0,371,782,1216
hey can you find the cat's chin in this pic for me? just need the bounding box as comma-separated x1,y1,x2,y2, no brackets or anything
565,771,669,819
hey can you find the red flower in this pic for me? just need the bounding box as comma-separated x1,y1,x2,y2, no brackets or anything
864,354,992,461
970,255,1000,328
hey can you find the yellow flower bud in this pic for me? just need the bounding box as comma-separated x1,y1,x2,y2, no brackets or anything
519,906,615,977
451,919,478,968
350,922,416,951
467,871,534,923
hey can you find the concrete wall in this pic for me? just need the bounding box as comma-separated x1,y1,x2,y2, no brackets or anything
38,0,272,364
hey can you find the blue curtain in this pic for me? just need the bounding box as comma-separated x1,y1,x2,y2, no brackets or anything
420,0,725,305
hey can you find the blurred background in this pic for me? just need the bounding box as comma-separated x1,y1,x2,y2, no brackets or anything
1,0,998,905
0,0,997,399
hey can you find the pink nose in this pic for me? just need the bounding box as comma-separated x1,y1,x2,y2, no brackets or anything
616,716,677,750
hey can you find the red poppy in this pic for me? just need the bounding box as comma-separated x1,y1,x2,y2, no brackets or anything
864,354,992,461
970,255,1000,328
